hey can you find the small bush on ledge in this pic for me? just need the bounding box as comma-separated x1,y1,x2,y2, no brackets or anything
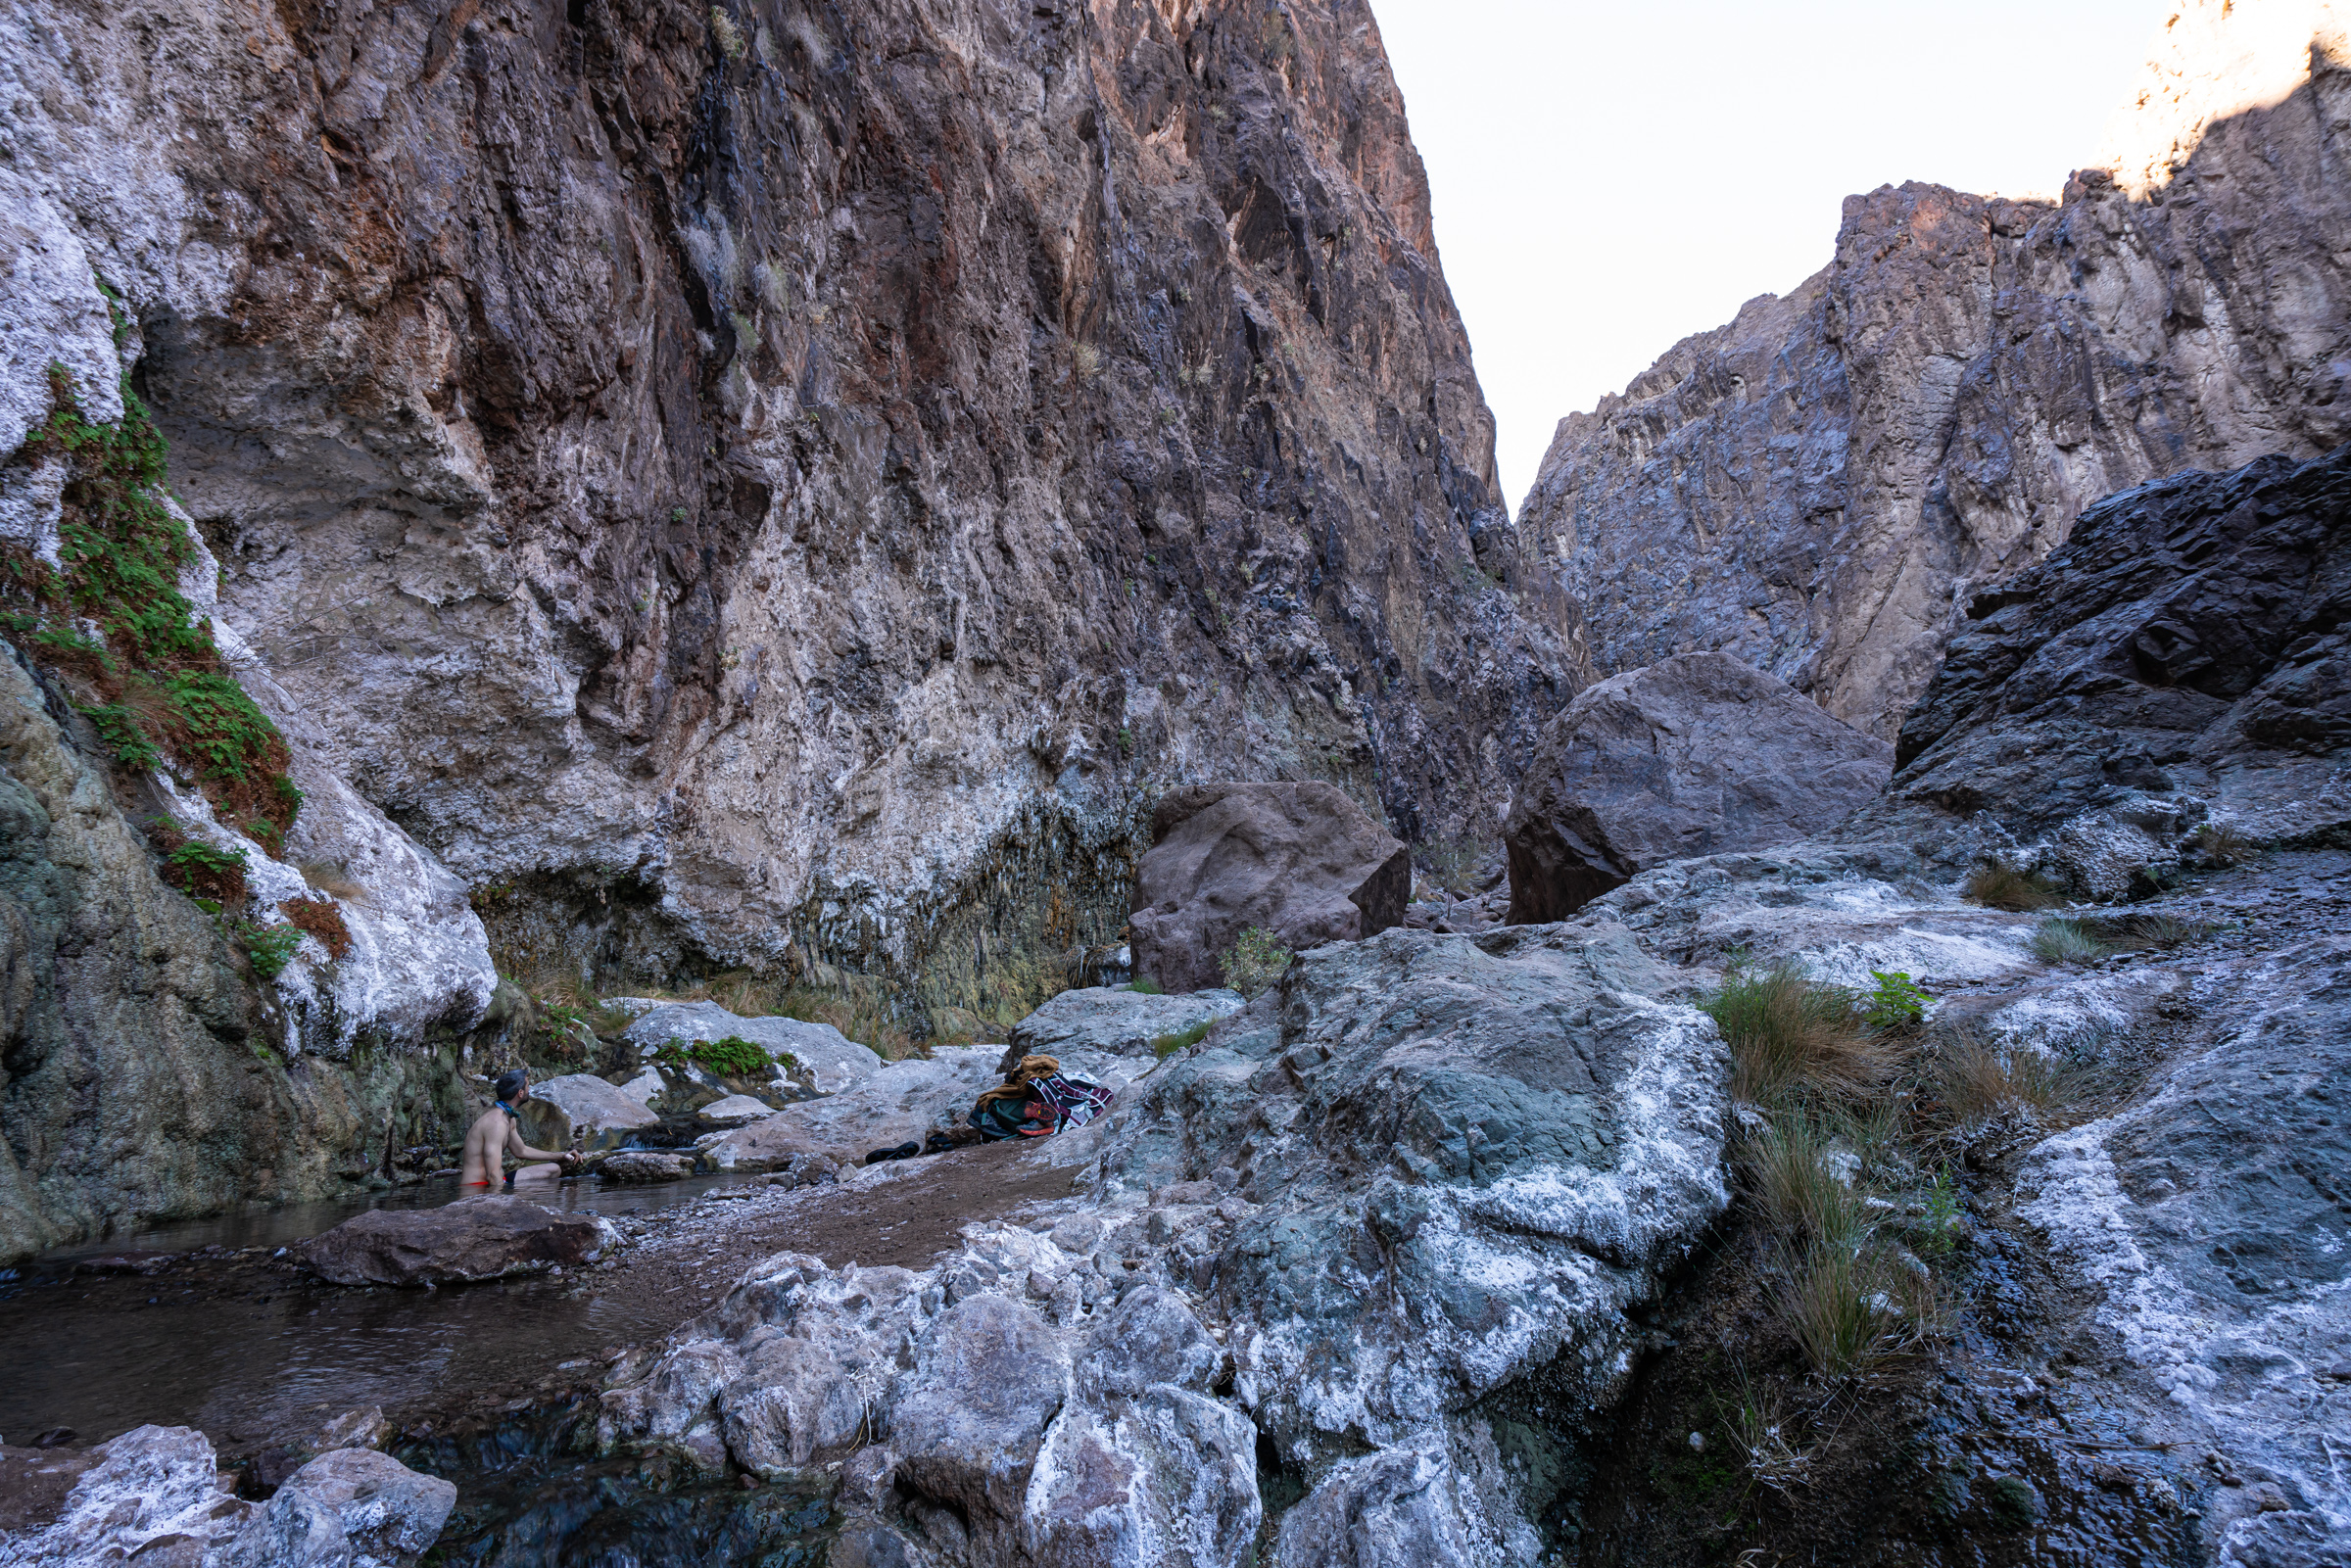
1220,926,1291,1000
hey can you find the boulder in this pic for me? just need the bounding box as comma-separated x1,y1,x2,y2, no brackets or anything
696,1094,777,1127
1129,782,1412,993
598,1151,696,1184
696,1046,1006,1172
999,984,1246,1072
0,1425,451,1568
620,1002,883,1095
520,1072,659,1152
1504,652,1894,923
1859,444,2351,890
295,1196,616,1286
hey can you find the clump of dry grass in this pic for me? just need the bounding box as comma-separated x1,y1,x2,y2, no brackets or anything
1740,1114,1869,1252
1774,1240,1942,1378
1931,1033,2070,1124
297,859,367,902
2029,917,2109,966
2194,821,2256,867
1964,863,2060,912
1702,963,1901,1106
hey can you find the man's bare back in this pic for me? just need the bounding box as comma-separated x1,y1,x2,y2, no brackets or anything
459,1069,578,1190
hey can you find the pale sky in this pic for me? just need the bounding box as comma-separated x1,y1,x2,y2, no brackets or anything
1368,0,2170,510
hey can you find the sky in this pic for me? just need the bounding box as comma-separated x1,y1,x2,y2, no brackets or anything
1367,0,2171,510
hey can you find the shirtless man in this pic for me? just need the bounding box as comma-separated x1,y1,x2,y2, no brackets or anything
458,1068,580,1190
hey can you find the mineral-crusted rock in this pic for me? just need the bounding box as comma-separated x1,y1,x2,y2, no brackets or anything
521,1073,660,1152
296,1196,616,1286
0,1426,248,1563
622,1003,883,1096
999,984,1247,1072
1851,444,2351,892
696,1094,777,1127
0,0,1575,1024
598,1151,696,1185
1519,0,2351,739
1129,783,1413,993
1503,653,1894,923
216,1448,457,1568
600,923,1727,1564
0,651,478,1265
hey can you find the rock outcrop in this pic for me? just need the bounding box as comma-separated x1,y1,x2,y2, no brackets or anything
1000,982,1246,1069
0,1424,454,1568
1518,0,2351,739
596,923,1728,1563
296,1195,617,1286
1503,652,1893,923
618,1001,882,1095
1856,443,2351,892
0,0,1575,1038
1129,782,1412,992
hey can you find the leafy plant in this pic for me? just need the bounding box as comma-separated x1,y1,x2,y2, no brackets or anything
1964,863,2059,912
237,920,305,979
78,702,162,770
2029,917,2109,966
161,838,248,906
1915,1164,1962,1258
1859,970,1929,1029
1220,926,1292,1000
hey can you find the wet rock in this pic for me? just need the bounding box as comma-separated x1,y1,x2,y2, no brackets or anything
620,1003,883,1096
697,1095,778,1127
1860,443,2351,889
1505,653,1894,923
598,1151,697,1185
0,1425,250,1563
521,1073,659,1153
295,1196,616,1286
1129,783,1413,994
216,1448,456,1568
71,1251,179,1276
1000,985,1246,1071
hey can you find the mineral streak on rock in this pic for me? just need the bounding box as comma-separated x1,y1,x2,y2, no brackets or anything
0,0,1575,1011
1519,0,2351,739
1503,652,1892,924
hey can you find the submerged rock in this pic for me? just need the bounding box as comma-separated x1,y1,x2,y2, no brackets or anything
598,1151,697,1185
1129,783,1413,994
1505,652,1893,924
296,1196,616,1286
599,923,1727,1562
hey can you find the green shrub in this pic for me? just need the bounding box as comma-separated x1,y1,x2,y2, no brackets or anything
1859,970,1929,1029
1220,926,1292,1000
161,838,248,906
2029,917,2108,966
237,921,305,979
1701,963,1895,1105
656,1034,772,1077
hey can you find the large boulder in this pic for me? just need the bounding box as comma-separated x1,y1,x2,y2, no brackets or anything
696,1046,1007,1171
597,923,1728,1565
216,1448,457,1568
295,1195,616,1286
999,984,1246,1072
1129,782,1412,993
1504,652,1894,923
1859,444,2351,892
619,1002,884,1095
520,1072,659,1152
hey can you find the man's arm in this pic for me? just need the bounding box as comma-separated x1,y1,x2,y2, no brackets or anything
504,1121,576,1164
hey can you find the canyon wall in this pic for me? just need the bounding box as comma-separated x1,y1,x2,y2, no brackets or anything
2,0,1575,997
1518,0,2351,739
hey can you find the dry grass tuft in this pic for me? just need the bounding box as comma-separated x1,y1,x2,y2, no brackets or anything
297,859,367,902
1775,1241,1942,1378
1932,1034,2069,1124
1964,863,2060,912
2195,821,2256,867
2029,917,2109,966
1703,964,1901,1106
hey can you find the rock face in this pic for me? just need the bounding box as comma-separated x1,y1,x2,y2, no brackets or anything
597,924,1727,1563
0,0,1576,1039
296,1195,616,1286
1503,652,1894,923
0,1424,453,1568
522,1072,661,1151
1129,782,1413,992
619,1002,882,1095
1518,0,2351,739
1856,443,2351,892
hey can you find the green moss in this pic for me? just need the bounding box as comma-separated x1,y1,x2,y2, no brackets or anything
655,1034,771,1078
1149,1019,1213,1058
2,356,299,836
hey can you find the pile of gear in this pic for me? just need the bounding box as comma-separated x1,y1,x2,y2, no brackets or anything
864,1053,1114,1164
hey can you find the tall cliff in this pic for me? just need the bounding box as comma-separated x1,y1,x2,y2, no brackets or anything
3,0,1573,1000
1518,0,2351,738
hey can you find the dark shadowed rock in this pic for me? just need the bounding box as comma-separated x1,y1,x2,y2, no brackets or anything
1504,653,1894,923
1129,783,1412,993
296,1196,614,1287
1855,444,2351,893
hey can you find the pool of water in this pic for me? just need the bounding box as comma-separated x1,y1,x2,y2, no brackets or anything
0,1172,761,1452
